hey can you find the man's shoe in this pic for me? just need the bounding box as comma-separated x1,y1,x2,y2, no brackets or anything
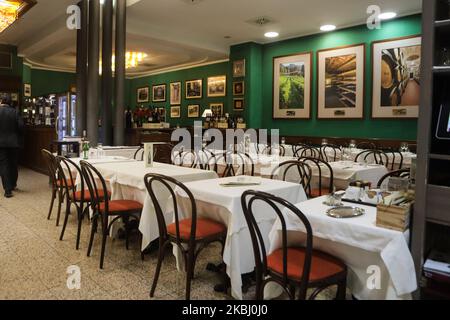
4,191,13,198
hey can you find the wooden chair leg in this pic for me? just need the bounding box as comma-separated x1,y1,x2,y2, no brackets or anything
185,249,195,300
150,242,166,297
123,216,130,250
76,206,87,250
56,190,63,226
87,216,98,257
99,225,108,269
47,188,56,220
336,275,347,300
59,200,71,241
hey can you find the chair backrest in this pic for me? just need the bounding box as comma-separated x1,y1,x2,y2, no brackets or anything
270,160,312,190
356,142,377,150
241,190,313,297
144,173,197,249
377,168,410,188
214,152,255,177
196,148,216,170
261,145,286,156
41,149,59,186
385,150,404,170
355,150,389,168
320,144,341,162
56,156,83,201
80,161,110,213
298,157,334,197
134,146,144,161
294,146,321,159
174,149,197,168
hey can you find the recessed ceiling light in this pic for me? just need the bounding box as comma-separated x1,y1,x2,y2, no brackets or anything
320,24,336,32
264,31,279,38
378,12,397,20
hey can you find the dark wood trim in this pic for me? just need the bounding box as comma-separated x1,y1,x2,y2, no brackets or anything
370,34,422,120
316,43,366,120
272,51,313,120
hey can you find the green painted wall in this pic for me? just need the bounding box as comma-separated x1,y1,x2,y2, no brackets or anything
0,44,23,78
128,61,230,127
29,69,76,97
260,14,421,140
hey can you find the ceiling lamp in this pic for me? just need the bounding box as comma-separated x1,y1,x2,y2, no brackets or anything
264,31,279,38
100,51,148,74
378,12,397,20
320,24,336,32
0,0,35,33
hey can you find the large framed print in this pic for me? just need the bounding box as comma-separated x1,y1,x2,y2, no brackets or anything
207,75,226,97
273,52,312,119
137,87,149,103
170,82,181,105
152,84,166,102
317,44,365,119
372,35,421,119
186,79,203,99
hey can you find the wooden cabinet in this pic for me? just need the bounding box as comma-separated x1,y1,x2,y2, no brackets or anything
20,126,57,174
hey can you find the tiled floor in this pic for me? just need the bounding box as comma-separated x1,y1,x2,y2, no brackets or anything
0,168,337,300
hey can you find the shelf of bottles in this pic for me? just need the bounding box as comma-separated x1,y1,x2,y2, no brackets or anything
22,95,56,127
204,113,246,130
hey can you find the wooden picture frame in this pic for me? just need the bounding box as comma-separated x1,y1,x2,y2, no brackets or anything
233,59,246,77
186,79,203,99
233,81,245,96
170,82,181,105
24,83,32,97
234,98,244,111
137,86,149,103
371,35,422,119
207,75,227,97
152,84,166,102
317,44,365,119
273,52,312,119
210,103,224,116
170,106,181,118
188,104,200,118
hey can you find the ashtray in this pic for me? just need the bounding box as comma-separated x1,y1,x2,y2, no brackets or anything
326,206,365,219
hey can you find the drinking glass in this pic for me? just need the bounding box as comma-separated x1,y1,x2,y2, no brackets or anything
97,143,105,159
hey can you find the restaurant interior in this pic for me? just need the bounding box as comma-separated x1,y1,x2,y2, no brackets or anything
0,0,449,302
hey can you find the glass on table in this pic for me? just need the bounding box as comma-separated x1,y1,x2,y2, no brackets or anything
399,142,410,153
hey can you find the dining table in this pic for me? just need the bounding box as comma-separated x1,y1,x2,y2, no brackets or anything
267,195,417,300
172,176,308,300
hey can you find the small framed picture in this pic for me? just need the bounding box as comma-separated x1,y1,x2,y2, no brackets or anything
188,104,200,118
210,103,224,116
186,79,203,99
137,87,149,103
10,93,19,102
234,98,244,111
24,84,31,97
207,75,226,97
233,59,246,78
170,106,181,118
170,82,181,105
152,84,166,102
233,81,245,96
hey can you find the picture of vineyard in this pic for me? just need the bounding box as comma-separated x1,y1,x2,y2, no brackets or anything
278,62,305,109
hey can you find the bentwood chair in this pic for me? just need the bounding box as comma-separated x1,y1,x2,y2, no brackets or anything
144,173,227,300
270,160,312,191
195,148,216,170
320,145,341,162
213,152,255,177
241,191,347,300
294,146,321,159
42,149,69,226
354,150,390,168
80,161,143,269
377,169,410,188
299,157,334,198
134,145,144,161
174,149,197,168
261,145,286,156
57,156,111,250
385,150,404,170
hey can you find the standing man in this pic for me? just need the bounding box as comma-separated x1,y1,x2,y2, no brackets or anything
0,97,23,198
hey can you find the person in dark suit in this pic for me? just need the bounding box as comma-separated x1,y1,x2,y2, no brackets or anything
0,97,23,198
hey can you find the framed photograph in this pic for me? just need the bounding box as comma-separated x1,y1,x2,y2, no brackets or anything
207,75,226,97
317,44,365,119
233,81,245,96
210,103,224,116
170,82,181,105
186,79,202,99
233,59,246,78
234,98,244,111
137,87,149,103
170,106,181,118
152,84,166,102
273,52,312,119
24,83,32,97
10,93,18,102
372,35,421,119
188,104,200,118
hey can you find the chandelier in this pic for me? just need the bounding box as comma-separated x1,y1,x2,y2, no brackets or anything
0,0,20,33
100,51,148,73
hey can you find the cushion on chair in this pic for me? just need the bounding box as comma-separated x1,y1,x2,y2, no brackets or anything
57,179,73,188
267,247,345,282
99,200,143,213
167,218,226,240
310,188,331,198
71,189,111,202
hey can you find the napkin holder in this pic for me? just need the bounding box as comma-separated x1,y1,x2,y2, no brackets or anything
376,202,413,232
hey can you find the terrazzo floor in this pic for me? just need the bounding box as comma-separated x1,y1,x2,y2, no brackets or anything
0,168,337,300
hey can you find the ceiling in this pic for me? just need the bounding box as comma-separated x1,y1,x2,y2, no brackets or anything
0,0,422,77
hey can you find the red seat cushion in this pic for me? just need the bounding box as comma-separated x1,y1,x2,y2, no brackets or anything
99,200,143,213
267,248,345,282
57,179,73,188
167,218,226,240
310,188,331,198
71,189,111,202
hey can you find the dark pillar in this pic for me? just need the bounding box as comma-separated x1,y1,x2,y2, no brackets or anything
114,0,126,146
101,0,113,145
75,0,88,136
86,0,100,146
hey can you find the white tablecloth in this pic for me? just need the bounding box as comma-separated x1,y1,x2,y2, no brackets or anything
101,146,140,159
268,196,417,300
174,176,307,300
